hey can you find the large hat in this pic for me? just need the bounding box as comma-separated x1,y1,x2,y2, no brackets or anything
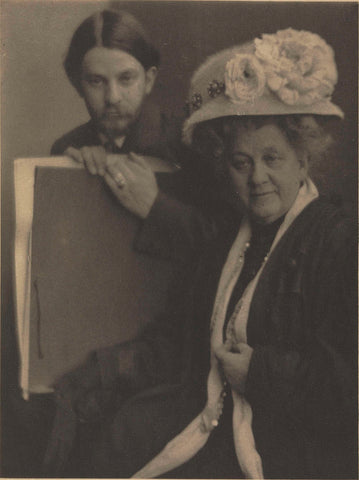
183,28,344,145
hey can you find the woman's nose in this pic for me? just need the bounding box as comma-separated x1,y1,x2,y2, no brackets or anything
249,160,268,185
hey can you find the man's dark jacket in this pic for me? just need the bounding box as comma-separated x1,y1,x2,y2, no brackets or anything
51,100,227,263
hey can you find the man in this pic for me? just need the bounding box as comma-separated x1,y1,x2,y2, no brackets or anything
43,10,234,476
52,10,170,160
50,9,223,255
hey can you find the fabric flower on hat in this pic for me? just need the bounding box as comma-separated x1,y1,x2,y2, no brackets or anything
254,28,338,106
225,53,266,103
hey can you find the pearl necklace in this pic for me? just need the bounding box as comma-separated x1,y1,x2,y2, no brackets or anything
204,240,271,433
210,241,251,333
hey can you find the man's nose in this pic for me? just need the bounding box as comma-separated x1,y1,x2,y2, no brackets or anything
249,159,268,185
105,81,122,105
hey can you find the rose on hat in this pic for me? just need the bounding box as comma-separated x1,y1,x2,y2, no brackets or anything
254,29,338,106
225,53,266,103
183,28,343,145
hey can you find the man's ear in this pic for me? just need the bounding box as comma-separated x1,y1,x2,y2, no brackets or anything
144,66,158,95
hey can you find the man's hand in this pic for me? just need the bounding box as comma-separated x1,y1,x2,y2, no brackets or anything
215,342,253,394
65,145,107,175
104,152,159,219
42,355,103,474
65,146,159,219
42,401,77,476
54,355,103,421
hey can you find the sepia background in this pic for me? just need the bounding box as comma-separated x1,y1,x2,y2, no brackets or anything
1,0,358,475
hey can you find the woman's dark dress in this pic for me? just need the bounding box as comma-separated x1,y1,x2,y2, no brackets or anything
89,198,357,479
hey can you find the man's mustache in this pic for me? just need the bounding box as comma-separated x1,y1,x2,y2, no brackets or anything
102,108,126,117
100,110,133,122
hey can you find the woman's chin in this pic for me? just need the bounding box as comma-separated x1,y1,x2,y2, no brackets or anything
249,209,282,225
248,199,283,224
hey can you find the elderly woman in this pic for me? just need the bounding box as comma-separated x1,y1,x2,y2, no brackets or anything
47,29,356,479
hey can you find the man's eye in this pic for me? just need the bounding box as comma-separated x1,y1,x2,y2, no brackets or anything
119,73,136,85
231,156,252,172
87,77,103,86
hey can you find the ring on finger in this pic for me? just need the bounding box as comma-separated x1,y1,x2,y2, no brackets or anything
113,172,126,188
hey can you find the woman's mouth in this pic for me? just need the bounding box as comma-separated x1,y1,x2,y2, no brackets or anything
250,191,275,198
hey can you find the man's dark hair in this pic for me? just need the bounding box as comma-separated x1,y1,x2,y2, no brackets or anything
64,9,160,93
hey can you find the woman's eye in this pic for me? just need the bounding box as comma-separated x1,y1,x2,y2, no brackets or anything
263,154,282,165
231,156,252,172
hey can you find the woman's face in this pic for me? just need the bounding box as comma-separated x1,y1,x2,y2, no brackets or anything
227,123,307,224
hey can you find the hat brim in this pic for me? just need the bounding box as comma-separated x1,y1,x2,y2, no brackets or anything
183,95,344,145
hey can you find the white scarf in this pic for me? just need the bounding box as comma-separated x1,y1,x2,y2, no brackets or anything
133,178,318,479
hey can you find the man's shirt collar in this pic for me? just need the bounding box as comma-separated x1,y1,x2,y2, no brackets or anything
99,132,126,152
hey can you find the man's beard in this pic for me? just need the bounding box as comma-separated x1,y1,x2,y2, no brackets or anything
97,112,135,138
96,100,145,139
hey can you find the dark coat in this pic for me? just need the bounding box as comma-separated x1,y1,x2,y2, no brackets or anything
95,198,357,479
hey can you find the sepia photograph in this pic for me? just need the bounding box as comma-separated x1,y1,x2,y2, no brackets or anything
1,0,358,478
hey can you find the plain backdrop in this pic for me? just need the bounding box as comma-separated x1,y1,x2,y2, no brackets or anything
1,0,358,377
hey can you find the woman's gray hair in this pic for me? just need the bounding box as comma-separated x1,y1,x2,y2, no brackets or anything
191,115,334,187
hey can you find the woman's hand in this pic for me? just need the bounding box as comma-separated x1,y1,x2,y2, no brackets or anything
65,146,159,219
215,342,253,394
104,152,159,219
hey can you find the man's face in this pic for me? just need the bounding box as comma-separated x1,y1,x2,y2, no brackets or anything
80,47,156,138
